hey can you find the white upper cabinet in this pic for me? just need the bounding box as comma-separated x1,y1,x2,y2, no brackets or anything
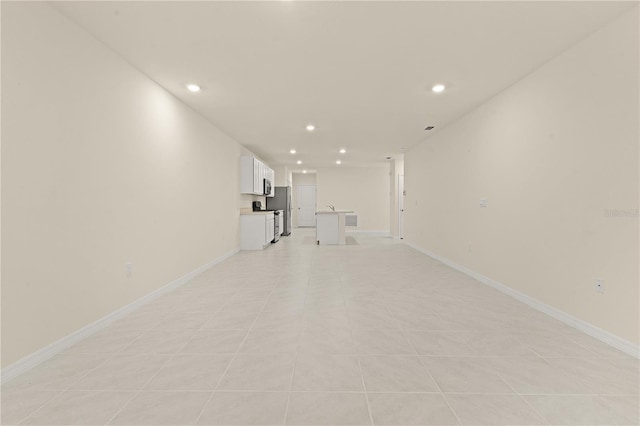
253,158,260,194
258,161,265,192
240,156,275,196
241,156,262,195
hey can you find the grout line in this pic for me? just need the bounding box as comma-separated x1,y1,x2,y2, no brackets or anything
8,389,59,425
13,290,234,424
355,354,375,426
282,351,300,426
102,273,267,425
103,308,221,425
282,275,310,426
496,365,553,426
14,349,119,425
517,393,553,426
7,230,635,425
193,272,283,426
403,331,464,426
11,388,633,395
339,275,374,426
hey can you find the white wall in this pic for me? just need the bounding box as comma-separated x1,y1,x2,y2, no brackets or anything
1,2,251,366
405,8,639,345
272,165,291,187
316,166,390,232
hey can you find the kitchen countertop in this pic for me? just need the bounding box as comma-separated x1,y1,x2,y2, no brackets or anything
240,208,275,215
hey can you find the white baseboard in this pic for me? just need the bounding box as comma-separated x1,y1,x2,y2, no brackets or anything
1,248,239,385
404,241,639,359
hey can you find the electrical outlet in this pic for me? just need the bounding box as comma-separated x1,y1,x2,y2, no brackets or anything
594,279,604,294
126,262,133,278
480,197,488,207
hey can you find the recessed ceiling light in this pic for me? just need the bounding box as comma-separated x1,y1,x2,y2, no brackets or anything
339,149,346,154
303,170,307,174
290,149,296,154
306,124,315,132
187,84,201,92
336,160,341,165
297,160,302,165
432,84,445,93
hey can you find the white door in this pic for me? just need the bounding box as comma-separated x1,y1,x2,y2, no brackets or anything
297,185,316,227
398,174,404,239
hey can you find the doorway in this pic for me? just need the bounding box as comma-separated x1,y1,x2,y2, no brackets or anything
398,174,404,239
297,185,316,227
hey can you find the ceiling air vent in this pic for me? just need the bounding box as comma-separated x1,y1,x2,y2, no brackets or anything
424,126,435,131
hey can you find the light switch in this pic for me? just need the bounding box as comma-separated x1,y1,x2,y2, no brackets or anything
480,198,488,207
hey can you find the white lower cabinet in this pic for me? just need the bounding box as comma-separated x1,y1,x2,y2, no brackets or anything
240,213,274,250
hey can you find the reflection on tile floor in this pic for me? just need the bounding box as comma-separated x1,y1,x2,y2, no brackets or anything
2,230,638,425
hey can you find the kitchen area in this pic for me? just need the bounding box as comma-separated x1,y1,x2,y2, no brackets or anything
239,155,388,250
239,156,292,250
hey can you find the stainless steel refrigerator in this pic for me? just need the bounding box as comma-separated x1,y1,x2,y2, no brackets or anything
266,186,292,236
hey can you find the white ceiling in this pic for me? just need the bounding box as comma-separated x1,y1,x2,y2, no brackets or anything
53,1,634,169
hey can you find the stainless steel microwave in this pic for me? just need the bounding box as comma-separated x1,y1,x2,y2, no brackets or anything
263,178,272,196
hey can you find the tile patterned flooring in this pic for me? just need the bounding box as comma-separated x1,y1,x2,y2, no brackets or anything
2,230,638,425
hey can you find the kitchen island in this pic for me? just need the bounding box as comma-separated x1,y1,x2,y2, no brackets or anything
316,210,354,245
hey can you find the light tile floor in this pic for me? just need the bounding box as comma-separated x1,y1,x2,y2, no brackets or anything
2,230,638,425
